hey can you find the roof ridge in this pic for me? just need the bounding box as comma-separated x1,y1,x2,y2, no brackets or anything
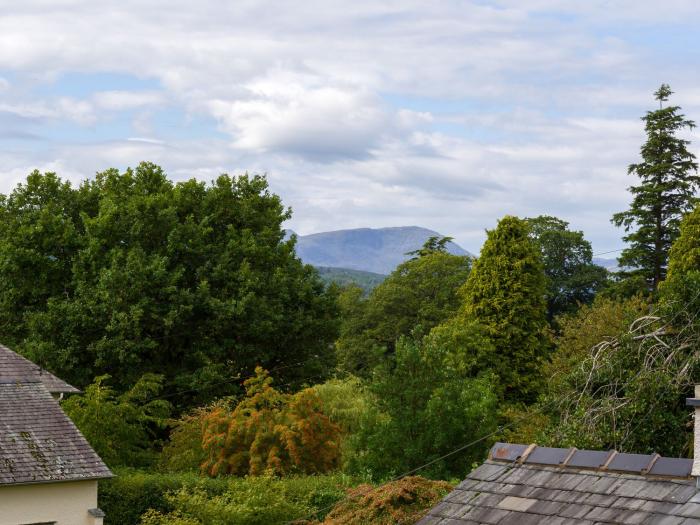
489,442,693,479
0,344,79,394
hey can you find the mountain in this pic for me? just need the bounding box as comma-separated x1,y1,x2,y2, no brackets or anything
593,257,619,272
293,226,470,275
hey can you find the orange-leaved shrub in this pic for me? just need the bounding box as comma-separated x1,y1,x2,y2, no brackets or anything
317,476,453,525
201,367,341,477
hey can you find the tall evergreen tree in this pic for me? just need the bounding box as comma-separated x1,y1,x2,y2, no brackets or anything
612,84,699,290
460,215,548,402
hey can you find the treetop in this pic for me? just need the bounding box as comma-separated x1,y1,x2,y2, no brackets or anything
654,84,673,105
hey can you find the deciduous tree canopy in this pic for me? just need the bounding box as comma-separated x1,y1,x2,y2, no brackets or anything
527,215,608,319
335,243,471,375
0,163,338,405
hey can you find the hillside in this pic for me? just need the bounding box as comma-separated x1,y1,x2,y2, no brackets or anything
315,266,387,293
293,226,470,275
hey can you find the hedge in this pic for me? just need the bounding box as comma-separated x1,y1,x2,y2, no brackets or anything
99,469,353,525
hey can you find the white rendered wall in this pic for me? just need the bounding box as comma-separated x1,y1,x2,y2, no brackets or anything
0,480,102,525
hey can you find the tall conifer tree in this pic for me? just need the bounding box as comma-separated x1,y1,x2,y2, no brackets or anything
460,215,548,402
612,84,699,290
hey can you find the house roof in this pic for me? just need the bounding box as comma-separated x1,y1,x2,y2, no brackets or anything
0,343,79,394
0,381,112,485
418,442,700,525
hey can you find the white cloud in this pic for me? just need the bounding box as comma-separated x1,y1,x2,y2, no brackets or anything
1,1,700,253
92,90,165,111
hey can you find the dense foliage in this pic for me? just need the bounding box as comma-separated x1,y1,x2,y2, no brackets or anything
347,334,498,479
527,215,608,319
612,84,700,290
335,242,471,375
62,374,171,467
315,266,386,294
460,215,548,402
99,470,352,525
0,163,338,405
318,476,452,525
7,133,700,524
201,367,342,477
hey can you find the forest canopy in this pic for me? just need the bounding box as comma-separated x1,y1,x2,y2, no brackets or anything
0,162,338,406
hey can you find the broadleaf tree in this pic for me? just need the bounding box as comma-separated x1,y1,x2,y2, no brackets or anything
0,163,339,406
612,84,700,290
335,241,472,375
527,215,608,319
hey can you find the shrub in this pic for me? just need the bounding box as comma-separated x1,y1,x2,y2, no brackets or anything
318,476,452,525
63,374,171,467
202,367,342,477
159,405,215,472
102,470,353,525
100,469,229,525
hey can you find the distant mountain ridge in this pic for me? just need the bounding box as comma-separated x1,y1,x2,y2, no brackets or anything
291,226,470,275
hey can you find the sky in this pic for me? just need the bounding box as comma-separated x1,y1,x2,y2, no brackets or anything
2,1,700,254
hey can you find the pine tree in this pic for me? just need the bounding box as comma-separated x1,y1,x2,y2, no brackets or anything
460,215,548,403
612,84,699,290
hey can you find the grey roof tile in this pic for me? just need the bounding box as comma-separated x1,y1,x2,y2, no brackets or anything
460,505,510,524
0,382,111,485
611,509,653,523
498,511,549,525
676,500,700,519
611,478,647,498
415,514,443,525
584,505,626,522
647,514,690,525
640,500,685,515
636,481,684,502
468,462,509,481
0,344,78,394
613,496,648,510
528,499,567,516
422,444,700,525
558,503,597,519
445,489,479,505
582,492,619,507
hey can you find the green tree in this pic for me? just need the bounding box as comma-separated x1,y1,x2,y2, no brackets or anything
335,248,471,374
0,163,338,404
62,374,171,467
612,84,700,290
460,215,548,402
667,203,700,278
347,333,498,479
406,235,454,258
534,294,694,455
527,215,608,319
0,172,85,347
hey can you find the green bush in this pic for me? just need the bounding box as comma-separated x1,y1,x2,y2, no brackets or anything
63,374,171,468
100,469,354,525
100,469,229,525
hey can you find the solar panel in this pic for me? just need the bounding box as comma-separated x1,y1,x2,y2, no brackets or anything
525,447,571,466
490,442,528,462
567,449,611,469
607,453,654,474
648,457,692,478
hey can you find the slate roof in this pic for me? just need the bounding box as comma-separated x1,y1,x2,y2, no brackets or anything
418,442,700,525
0,343,79,394
0,381,112,485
